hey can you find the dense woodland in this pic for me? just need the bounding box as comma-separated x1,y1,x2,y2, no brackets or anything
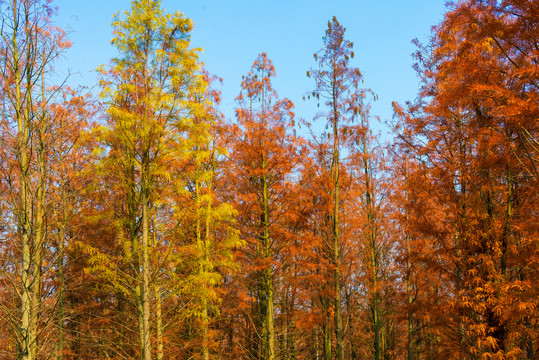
0,0,537,359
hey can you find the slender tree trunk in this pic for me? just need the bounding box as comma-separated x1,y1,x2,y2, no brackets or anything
287,321,296,360
13,3,33,356
201,299,209,360
404,160,414,360
155,285,163,360
53,95,68,360
417,320,422,360
371,245,381,360
381,322,387,360
196,179,210,360
501,167,513,355
203,196,212,360
407,246,413,360
262,170,275,360
362,117,381,360
129,165,145,358
331,93,344,360
323,314,332,360
55,191,67,360
30,71,49,360
141,184,152,360
257,169,275,360
265,270,274,360
129,162,145,359
310,298,320,360
136,275,144,354
138,27,153,360
346,291,357,360
202,153,217,360
253,81,275,360
30,137,45,360
19,102,33,360
284,267,296,360
148,211,163,360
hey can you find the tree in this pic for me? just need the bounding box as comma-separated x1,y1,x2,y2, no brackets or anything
225,53,300,360
393,0,538,358
0,1,70,358
47,88,94,360
307,17,364,360
173,71,240,360
348,110,397,360
91,0,206,358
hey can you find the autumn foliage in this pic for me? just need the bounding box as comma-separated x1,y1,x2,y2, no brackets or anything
0,0,536,360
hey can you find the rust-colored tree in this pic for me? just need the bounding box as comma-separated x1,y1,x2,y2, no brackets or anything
306,16,367,360
0,1,72,358
393,0,538,358
223,53,301,360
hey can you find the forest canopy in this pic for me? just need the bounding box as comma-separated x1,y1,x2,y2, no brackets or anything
0,0,537,359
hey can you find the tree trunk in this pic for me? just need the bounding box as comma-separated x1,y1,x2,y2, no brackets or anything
141,185,152,360
417,320,422,360
257,166,275,360
13,3,33,355
263,172,275,360
406,186,414,360
407,250,413,360
31,71,49,360
56,205,66,360
323,315,332,360
331,96,344,360
155,285,163,360
310,298,320,360
196,179,210,360
362,116,380,360
30,143,45,360
127,165,145,358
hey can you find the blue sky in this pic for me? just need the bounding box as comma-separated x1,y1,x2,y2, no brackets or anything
55,0,447,137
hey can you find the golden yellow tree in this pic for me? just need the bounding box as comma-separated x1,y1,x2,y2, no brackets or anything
92,0,205,358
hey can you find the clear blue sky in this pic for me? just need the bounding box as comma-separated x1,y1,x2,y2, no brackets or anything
55,0,447,137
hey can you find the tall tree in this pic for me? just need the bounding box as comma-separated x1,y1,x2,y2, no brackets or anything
307,17,364,360
393,0,538,358
175,72,240,360
47,88,94,360
349,111,395,360
92,0,206,358
225,53,299,360
0,1,70,358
